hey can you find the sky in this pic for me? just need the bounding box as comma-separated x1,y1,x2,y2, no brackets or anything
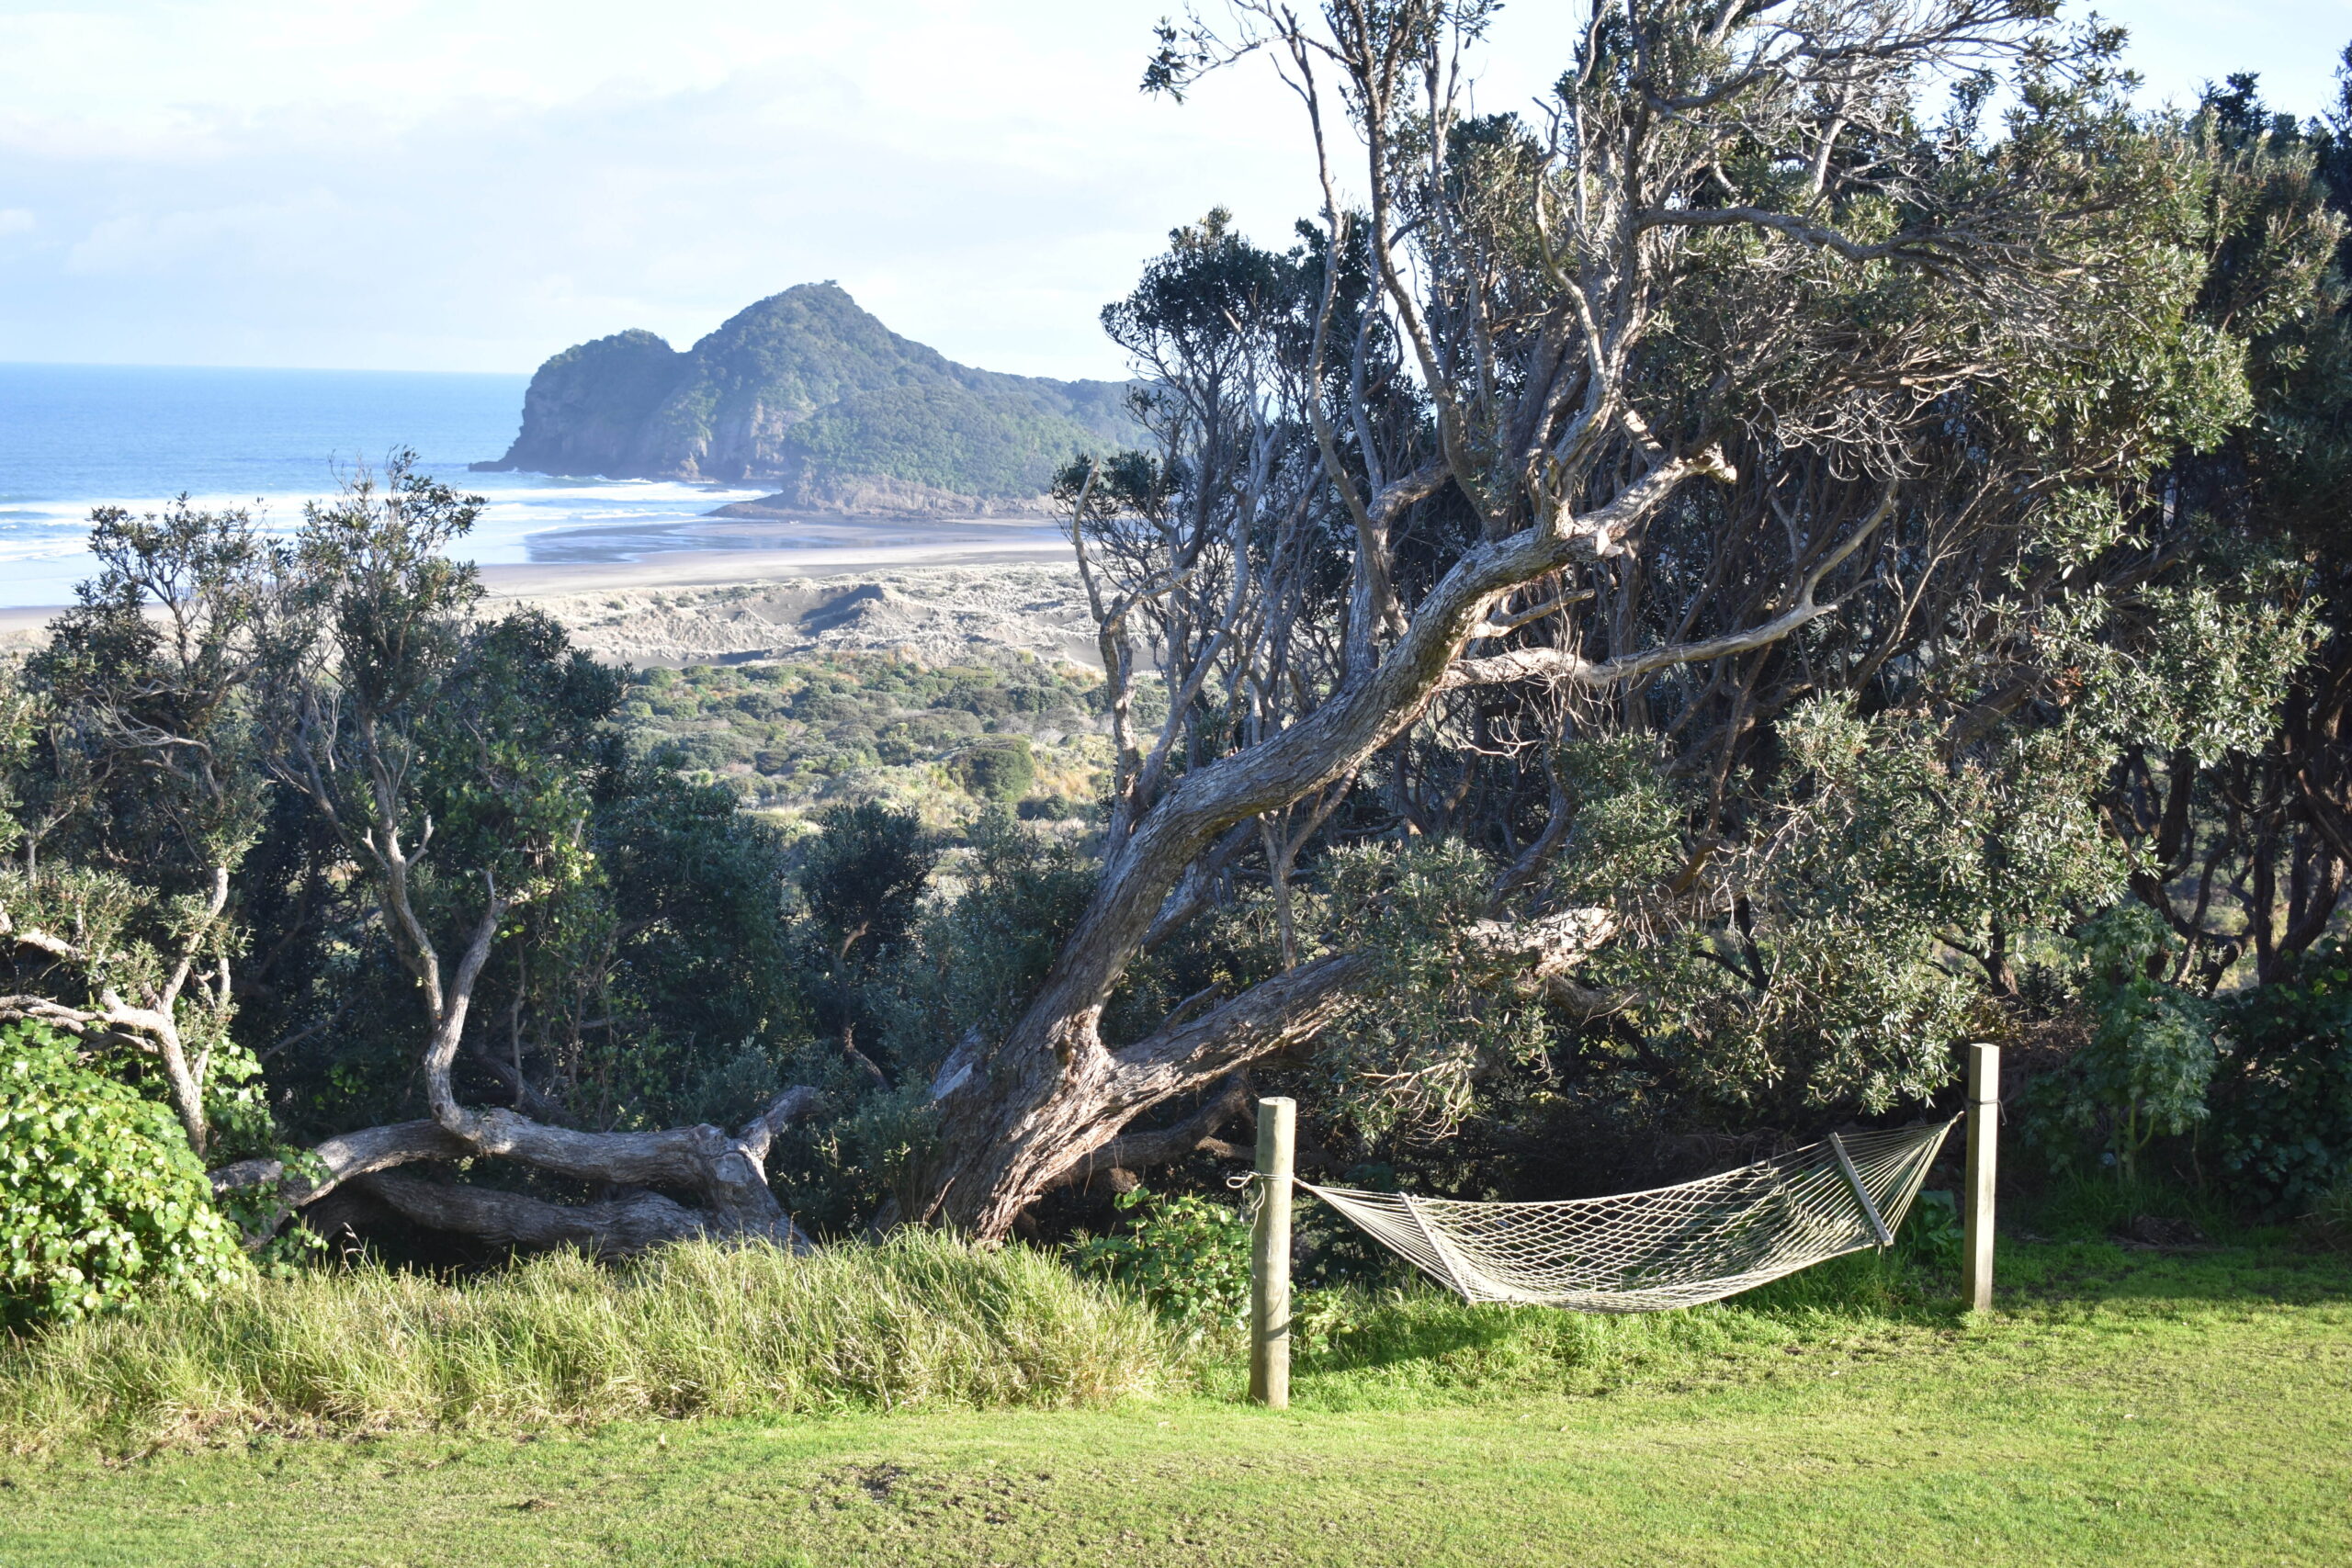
0,1,2346,383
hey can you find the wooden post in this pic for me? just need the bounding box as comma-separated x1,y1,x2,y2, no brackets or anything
1249,1096,1295,1409
1962,1043,2000,1314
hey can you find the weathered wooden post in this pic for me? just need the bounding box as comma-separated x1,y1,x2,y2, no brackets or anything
1249,1095,1295,1409
1962,1043,2000,1313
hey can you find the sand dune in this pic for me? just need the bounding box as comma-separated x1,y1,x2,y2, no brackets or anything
498,564,1097,671
4,529,1090,668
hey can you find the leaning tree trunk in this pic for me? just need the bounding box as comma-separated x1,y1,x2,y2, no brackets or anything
915,467,1707,1238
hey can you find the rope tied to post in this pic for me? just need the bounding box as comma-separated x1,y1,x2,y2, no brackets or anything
1225,1168,1267,1221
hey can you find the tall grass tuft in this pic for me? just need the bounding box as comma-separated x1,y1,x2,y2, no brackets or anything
2310,1182,2352,1250
0,1232,1169,1450
2032,1170,2236,1242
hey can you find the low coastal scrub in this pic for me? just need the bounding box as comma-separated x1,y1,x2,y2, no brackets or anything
0,1234,1166,1450
617,649,1108,821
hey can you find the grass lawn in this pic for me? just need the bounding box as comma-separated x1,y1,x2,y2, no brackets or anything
4,1240,2347,1568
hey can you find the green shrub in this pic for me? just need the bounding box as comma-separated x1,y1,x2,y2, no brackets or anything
956,736,1035,801
1069,1185,1253,1337
0,1232,1168,1447
2025,903,2217,1182
2211,939,2352,1216
1900,1189,1962,1269
0,1023,248,1330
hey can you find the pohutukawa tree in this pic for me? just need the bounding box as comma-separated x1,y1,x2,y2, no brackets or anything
903,0,2298,1236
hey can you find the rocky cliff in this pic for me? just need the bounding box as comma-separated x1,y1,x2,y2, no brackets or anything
476,284,1136,513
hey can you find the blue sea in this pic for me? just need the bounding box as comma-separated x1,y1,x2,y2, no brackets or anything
0,363,773,607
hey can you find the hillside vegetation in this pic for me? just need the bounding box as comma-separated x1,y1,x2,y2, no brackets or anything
477,283,1137,510
615,649,1114,824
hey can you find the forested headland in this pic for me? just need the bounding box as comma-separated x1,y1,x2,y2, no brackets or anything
473,282,1141,513
6,0,2352,1340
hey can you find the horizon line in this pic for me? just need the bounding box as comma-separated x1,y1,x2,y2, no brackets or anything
0,358,532,378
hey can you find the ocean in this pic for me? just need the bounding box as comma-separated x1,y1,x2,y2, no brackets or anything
0,363,774,607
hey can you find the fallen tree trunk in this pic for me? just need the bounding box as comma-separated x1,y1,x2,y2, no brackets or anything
214,1089,822,1256
356,1171,723,1254
242,647,831,1254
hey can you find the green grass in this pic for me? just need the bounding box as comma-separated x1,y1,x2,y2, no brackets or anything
1,1238,2346,1565
0,1234,1165,1447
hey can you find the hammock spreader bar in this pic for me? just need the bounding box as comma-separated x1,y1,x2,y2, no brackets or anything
1828,1132,1894,1247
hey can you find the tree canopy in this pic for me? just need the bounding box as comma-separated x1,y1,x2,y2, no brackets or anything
6,5,2352,1291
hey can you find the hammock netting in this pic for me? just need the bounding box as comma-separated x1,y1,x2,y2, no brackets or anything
1299,1117,1957,1313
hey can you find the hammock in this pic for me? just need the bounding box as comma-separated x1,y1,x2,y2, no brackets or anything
1299,1117,1957,1314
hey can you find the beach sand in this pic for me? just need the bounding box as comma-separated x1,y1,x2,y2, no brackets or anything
3,525,1091,669
500,561,1096,670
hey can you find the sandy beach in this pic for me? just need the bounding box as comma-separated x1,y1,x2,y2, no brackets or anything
3,516,1090,667
498,561,1097,670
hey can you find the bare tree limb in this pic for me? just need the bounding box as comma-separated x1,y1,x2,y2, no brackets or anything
357,1170,717,1256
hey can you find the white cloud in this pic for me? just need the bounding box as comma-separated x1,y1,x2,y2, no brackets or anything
0,1,1380,375
0,1,2341,378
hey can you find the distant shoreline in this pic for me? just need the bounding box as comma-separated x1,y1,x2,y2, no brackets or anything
477,534,1074,601
0,357,1091,628
2,534,1079,653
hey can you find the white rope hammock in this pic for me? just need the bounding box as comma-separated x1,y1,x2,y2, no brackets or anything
1299,1117,1958,1313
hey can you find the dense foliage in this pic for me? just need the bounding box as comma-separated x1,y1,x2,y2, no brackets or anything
981,15,2352,1224
2210,940,2352,1215
0,1024,247,1328
6,6,2352,1320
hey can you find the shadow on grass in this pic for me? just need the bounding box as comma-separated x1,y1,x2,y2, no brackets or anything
1270,1249,1954,1409
1999,1237,2352,1309
1273,1238,2352,1409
